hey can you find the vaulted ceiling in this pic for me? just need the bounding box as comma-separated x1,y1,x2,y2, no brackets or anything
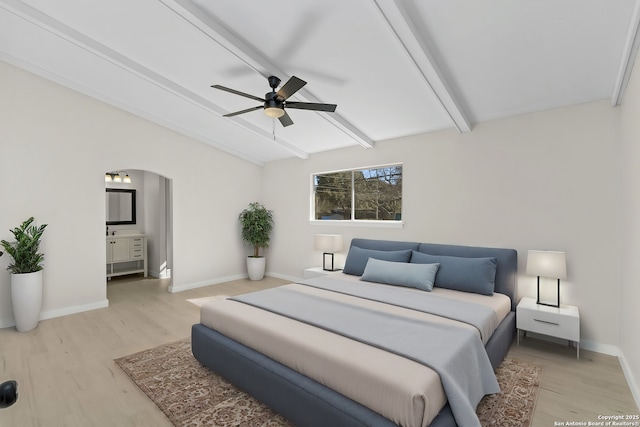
2,0,639,165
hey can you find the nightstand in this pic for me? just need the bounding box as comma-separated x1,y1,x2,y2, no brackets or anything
303,267,341,279
517,297,580,359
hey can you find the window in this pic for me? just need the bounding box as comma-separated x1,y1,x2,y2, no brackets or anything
313,165,402,222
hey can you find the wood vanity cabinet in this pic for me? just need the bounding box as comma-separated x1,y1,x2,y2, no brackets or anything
106,235,147,278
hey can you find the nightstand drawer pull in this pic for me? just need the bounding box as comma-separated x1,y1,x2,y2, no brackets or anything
533,318,559,326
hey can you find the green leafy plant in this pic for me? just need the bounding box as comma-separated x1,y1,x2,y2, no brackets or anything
1,217,48,274
239,202,274,257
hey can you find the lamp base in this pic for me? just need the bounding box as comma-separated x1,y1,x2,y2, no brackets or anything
322,253,339,271
535,300,560,308
536,276,561,308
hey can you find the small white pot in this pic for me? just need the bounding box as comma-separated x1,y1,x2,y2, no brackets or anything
11,270,43,332
247,256,266,281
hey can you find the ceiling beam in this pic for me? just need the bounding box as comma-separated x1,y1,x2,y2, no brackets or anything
0,0,308,162
612,0,640,106
374,0,471,133
158,0,375,149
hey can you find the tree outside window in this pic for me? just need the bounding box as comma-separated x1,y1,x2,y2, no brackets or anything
313,165,402,221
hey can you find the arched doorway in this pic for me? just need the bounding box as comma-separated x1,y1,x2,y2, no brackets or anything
105,169,173,290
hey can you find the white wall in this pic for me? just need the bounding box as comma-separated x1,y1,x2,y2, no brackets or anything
263,100,622,352
619,53,640,406
143,171,168,278
0,61,262,326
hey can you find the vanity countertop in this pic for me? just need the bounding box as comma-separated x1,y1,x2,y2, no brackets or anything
106,233,145,238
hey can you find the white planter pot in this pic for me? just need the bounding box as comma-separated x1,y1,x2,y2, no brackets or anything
247,256,266,281
11,270,43,332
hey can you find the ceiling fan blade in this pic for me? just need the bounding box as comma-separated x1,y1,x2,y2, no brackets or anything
276,76,306,101
278,111,294,127
223,105,263,117
211,85,265,102
286,102,337,112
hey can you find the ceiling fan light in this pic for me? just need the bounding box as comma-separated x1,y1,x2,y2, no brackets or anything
264,107,285,118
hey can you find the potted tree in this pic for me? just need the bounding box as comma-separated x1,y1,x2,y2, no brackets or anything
1,217,48,332
239,202,274,280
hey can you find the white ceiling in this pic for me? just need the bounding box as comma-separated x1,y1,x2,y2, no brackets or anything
1,0,639,165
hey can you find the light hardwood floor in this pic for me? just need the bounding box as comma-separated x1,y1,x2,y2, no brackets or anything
0,275,637,426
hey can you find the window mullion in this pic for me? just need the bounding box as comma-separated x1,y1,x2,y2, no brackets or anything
351,171,355,220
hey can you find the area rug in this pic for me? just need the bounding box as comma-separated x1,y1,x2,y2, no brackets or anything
115,338,542,427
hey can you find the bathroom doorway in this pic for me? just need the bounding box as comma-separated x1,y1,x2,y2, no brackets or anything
105,169,173,290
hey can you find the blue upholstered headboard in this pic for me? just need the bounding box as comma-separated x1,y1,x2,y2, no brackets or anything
349,238,518,311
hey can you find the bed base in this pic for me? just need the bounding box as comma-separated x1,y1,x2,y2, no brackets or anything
192,311,515,427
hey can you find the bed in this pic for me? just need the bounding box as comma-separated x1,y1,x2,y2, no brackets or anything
192,238,518,427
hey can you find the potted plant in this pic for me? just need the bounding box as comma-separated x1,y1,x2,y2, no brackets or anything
1,217,48,332
239,202,274,280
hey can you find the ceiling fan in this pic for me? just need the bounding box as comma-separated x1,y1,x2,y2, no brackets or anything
211,75,337,127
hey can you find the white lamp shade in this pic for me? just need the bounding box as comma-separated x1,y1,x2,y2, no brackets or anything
526,250,567,279
314,234,343,253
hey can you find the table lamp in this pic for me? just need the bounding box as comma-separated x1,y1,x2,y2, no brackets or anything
526,250,567,307
314,234,343,271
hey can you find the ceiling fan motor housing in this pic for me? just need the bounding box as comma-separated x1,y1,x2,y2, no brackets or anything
265,91,284,109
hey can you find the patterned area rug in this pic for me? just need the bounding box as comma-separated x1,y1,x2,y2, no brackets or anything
115,338,542,427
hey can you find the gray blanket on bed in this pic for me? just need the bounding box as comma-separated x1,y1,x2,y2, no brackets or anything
231,284,499,427
301,276,497,344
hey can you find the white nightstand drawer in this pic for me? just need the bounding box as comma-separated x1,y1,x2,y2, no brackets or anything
518,309,579,341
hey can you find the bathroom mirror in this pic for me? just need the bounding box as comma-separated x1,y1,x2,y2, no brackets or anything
106,188,137,225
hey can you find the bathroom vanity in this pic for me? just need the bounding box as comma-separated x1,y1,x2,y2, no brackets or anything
106,234,147,278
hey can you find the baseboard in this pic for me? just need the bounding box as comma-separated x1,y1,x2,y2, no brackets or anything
168,274,248,293
41,299,110,320
619,350,640,410
580,339,621,357
523,332,620,357
0,299,109,329
0,317,16,328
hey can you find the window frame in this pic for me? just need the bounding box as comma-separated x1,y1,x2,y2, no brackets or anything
310,163,404,228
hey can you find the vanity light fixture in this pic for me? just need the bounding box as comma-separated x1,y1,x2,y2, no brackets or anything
105,171,132,184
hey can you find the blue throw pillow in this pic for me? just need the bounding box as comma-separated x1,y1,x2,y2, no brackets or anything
343,246,412,276
361,258,440,291
410,251,497,296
